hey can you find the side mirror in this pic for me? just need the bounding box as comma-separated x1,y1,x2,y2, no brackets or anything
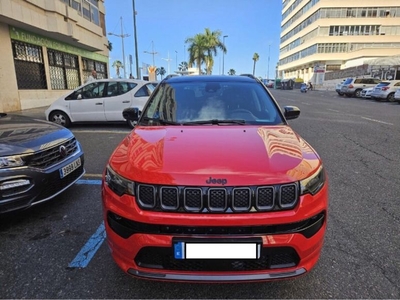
77,94,82,100
122,107,140,121
283,106,300,120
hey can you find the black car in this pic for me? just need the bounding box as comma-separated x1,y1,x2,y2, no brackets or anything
0,113,85,214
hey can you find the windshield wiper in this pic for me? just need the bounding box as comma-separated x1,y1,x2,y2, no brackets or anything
182,119,246,125
141,116,180,125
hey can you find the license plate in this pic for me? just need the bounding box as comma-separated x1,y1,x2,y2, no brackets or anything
59,157,81,178
174,242,260,259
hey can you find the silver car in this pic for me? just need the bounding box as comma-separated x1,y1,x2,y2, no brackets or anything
394,88,400,103
371,80,400,102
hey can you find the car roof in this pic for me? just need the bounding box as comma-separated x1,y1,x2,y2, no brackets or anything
93,78,151,84
162,75,257,84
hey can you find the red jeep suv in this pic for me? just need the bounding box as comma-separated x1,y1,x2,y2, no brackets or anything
102,75,328,282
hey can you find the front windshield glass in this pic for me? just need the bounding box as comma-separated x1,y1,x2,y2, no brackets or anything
139,80,283,125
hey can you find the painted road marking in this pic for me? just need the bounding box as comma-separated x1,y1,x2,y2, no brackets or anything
68,222,106,268
76,179,102,185
361,117,394,126
83,173,103,178
327,109,340,112
301,102,311,105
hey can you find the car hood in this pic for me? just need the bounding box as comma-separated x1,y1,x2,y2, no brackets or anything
109,125,322,186
0,114,74,156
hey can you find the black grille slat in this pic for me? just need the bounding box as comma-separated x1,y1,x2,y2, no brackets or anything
135,183,298,213
280,184,297,208
29,138,77,169
160,187,179,210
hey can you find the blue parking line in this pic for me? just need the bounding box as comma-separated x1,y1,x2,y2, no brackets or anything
68,222,106,268
76,179,102,185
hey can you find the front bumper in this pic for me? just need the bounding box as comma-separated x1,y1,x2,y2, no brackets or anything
102,182,328,282
0,145,85,214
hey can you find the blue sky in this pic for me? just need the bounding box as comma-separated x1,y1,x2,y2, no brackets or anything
104,0,282,79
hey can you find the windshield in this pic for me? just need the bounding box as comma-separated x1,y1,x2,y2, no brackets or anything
139,80,284,126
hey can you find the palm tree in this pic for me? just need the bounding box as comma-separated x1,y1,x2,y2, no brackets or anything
159,67,166,79
252,53,259,76
203,28,227,75
185,33,207,75
112,60,123,78
228,69,236,75
178,61,188,71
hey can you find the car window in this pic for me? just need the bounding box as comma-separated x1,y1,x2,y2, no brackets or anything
354,79,362,84
140,81,284,125
394,82,400,86
65,82,106,100
106,81,136,97
376,82,390,87
134,83,155,97
344,78,353,84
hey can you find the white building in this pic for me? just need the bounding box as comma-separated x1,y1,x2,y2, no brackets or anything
278,0,400,84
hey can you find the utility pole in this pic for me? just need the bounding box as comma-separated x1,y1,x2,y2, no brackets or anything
175,50,178,70
108,17,130,78
268,44,271,79
132,0,140,79
222,35,228,75
144,41,158,67
162,51,172,74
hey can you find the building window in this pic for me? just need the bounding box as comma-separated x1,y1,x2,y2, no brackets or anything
82,58,108,82
48,49,81,90
61,0,100,26
11,40,47,90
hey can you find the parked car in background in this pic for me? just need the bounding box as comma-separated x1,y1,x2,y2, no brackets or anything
335,79,346,96
394,88,400,103
0,113,85,214
105,75,328,282
340,78,381,98
45,79,157,128
370,80,400,102
361,87,374,99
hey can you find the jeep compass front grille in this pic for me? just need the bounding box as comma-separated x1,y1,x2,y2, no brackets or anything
136,183,298,213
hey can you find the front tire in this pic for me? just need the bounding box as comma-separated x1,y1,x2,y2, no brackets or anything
49,111,71,127
387,93,395,102
355,89,362,98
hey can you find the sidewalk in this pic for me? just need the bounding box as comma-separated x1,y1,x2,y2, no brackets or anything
10,106,48,120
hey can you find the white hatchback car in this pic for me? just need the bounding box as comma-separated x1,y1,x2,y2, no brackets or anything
370,80,400,102
45,79,157,128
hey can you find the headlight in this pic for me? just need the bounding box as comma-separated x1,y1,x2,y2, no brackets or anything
105,165,135,196
300,166,325,195
0,156,25,169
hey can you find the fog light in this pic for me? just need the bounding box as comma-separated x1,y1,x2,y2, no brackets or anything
0,179,31,190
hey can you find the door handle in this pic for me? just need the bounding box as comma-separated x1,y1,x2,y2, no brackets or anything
95,102,103,105
122,101,130,103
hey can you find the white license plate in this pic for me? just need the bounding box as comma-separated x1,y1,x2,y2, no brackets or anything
174,242,260,259
59,157,81,178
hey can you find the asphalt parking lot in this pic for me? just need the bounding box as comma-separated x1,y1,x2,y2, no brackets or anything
1,89,400,299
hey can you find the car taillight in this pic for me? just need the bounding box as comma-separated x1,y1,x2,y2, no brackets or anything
381,87,390,91
348,84,354,88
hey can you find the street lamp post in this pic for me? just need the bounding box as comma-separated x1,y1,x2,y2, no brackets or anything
175,50,178,70
132,0,140,79
108,17,130,78
222,35,228,75
162,51,172,74
267,44,271,80
144,41,158,67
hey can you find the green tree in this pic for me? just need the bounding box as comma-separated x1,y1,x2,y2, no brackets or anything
203,28,227,75
228,69,236,75
112,60,123,78
159,67,166,79
185,33,207,75
179,61,188,71
252,53,259,76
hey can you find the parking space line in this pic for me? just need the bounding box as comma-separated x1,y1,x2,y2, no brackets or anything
68,222,106,268
83,173,103,178
360,117,393,126
327,109,340,112
76,179,102,185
